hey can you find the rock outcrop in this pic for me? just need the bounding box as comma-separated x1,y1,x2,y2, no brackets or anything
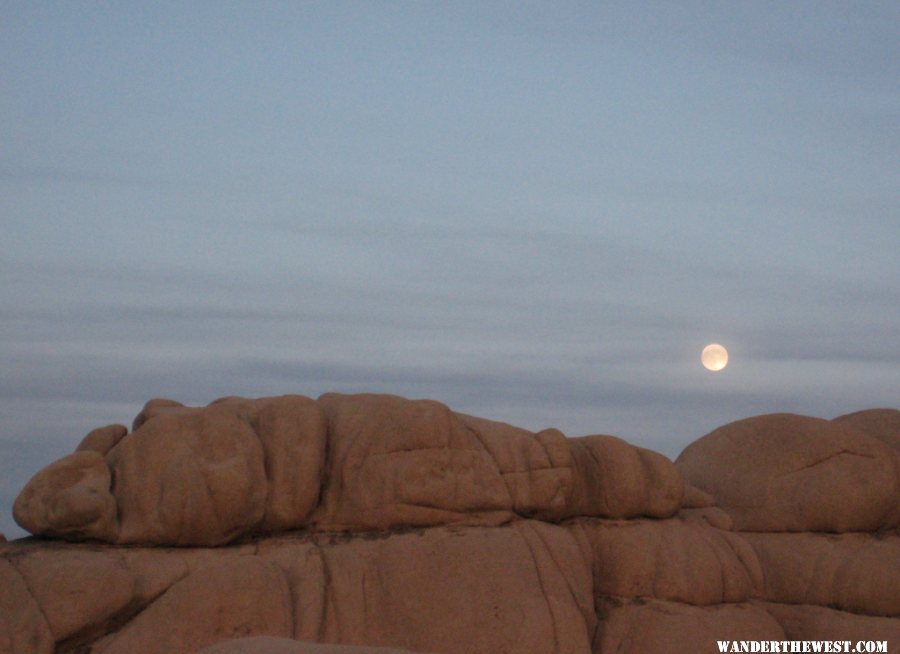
675,412,900,532
675,408,900,654
2,395,898,654
14,393,683,546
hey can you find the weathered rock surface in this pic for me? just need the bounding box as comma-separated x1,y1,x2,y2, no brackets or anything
14,393,686,546
1,523,594,654
676,413,900,532
0,558,54,654
741,532,900,617
834,407,900,452
197,638,426,654
573,517,763,606
2,395,898,654
593,599,785,654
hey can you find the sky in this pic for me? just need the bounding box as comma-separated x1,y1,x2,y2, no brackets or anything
1,2,898,539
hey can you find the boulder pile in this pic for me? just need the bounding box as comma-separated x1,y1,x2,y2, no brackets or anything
2,393,898,654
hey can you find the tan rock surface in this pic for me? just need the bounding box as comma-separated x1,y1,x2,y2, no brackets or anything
10,548,135,642
456,413,573,520
13,450,118,541
0,558,53,654
310,394,513,531
676,413,900,532
14,392,690,545
676,506,734,529
834,407,900,451
568,435,684,519
131,397,186,431
197,637,427,654
593,598,785,654
0,521,596,654
573,518,762,606
260,522,595,654
762,603,900,652
75,424,128,455
109,399,270,545
253,395,328,533
95,557,293,654
742,532,900,617
4,396,899,654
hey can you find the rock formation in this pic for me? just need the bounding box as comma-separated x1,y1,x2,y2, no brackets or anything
2,394,898,654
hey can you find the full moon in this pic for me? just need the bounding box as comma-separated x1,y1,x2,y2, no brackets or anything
701,343,728,371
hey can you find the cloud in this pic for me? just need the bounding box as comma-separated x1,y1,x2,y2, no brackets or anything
0,164,178,187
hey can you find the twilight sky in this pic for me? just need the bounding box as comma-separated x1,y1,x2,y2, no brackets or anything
1,2,898,538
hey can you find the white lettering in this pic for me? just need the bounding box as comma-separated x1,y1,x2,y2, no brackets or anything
711,640,889,654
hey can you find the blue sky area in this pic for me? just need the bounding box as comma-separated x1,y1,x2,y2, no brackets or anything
1,2,898,538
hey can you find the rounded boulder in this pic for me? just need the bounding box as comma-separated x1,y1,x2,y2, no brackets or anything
675,413,900,532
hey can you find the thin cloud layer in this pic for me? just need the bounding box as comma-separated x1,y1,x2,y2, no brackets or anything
1,3,897,538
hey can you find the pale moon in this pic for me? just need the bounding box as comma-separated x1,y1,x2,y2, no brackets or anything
701,343,728,371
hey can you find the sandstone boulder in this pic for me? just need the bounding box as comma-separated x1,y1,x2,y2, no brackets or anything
457,413,573,520
14,392,687,545
834,408,900,451
6,395,899,654
573,518,762,606
14,395,327,546
111,395,326,545
13,450,118,542
76,424,128,455
676,413,900,532
741,532,900,617
568,435,683,519
310,394,513,530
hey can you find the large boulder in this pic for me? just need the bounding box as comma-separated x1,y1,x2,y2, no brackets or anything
15,395,328,545
13,393,687,546
3,396,900,654
13,450,118,542
676,413,900,532
567,435,684,519
834,408,900,452
309,394,514,530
